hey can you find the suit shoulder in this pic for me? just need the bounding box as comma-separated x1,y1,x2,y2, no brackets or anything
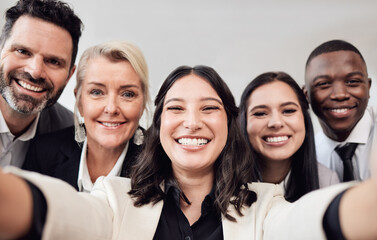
38,103,74,134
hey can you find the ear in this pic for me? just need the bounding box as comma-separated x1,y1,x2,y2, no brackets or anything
302,85,309,101
74,87,78,98
66,65,76,84
74,87,83,115
368,78,372,99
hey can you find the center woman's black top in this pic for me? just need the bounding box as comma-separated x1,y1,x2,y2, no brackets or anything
153,181,223,240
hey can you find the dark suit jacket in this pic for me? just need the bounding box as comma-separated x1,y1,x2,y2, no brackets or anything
37,102,74,135
22,126,144,191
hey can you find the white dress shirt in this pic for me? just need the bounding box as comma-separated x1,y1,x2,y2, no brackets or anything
77,138,129,192
0,111,40,168
315,106,377,181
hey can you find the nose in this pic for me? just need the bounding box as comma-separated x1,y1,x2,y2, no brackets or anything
182,109,203,131
104,95,120,115
267,111,283,129
24,56,46,80
330,81,350,101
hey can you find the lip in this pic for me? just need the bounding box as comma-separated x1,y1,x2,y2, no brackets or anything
262,134,291,146
175,135,211,148
12,78,47,96
98,121,126,128
324,105,357,118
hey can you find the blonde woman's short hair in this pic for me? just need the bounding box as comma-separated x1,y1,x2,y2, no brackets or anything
74,41,150,142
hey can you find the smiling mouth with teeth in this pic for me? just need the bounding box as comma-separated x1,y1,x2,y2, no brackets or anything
264,136,289,143
17,80,45,93
330,108,350,113
100,122,123,127
177,138,209,146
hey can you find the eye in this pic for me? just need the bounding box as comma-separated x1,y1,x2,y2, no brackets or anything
46,58,61,66
346,79,363,86
314,81,331,88
122,91,136,98
252,111,267,117
167,106,183,110
89,89,103,96
282,108,297,115
16,48,31,56
202,105,220,112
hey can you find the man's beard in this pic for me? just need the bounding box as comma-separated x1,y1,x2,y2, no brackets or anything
0,68,64,115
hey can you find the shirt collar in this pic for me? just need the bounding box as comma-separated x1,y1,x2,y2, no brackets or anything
164,179,216,211
345,106,373,144
77,139,129,192
0,111,40,141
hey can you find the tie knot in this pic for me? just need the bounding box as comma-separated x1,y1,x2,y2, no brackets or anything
335,143,358,162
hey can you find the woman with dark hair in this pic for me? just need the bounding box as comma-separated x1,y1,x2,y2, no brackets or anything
129,65,256,228
0,66,376,240
239,72,339,202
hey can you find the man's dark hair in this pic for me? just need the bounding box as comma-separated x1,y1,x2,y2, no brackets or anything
0,0,83,69
305,40,365,68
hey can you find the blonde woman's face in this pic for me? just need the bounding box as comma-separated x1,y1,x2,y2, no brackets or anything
78,56,144,151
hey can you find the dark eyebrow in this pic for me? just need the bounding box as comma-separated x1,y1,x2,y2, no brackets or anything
281,101,299,108
312,71,365,83
11,43,68,67
164,97,223,105
249,104,268,113
346,71,365,78
312,75,331,83
249,101,299,112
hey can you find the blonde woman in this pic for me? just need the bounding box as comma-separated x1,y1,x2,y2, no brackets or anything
22,41,150,192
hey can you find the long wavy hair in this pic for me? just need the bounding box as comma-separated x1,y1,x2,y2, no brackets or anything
239,72,319,202
129,65,256,221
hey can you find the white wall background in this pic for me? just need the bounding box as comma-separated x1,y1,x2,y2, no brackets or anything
1,0,376,130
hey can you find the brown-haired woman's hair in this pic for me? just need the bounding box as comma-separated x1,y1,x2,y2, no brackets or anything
129,65,256,221
239,71,319,202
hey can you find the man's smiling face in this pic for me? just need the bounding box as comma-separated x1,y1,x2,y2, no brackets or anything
305,50,371,141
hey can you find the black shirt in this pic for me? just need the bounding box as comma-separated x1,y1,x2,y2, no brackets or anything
153,182,223,240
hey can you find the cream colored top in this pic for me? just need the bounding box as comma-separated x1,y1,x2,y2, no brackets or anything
5,167,353,240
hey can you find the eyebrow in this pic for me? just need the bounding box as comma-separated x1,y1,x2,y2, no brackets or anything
164,97,223,105
346,71,365,78
11,43,68,67
312,71,365,83
249,101,299,112
86,82,140,89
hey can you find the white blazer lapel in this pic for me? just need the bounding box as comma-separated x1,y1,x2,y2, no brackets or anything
222,202,256,240
117,182,165,240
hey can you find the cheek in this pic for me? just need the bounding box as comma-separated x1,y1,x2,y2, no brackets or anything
48,69,71,87
1,55,18,74
122,102,144,121
80,99,100,119
246,120,261,147
159,112,174,145
351,86,370,100
294,115,306,147
310,88,330,102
